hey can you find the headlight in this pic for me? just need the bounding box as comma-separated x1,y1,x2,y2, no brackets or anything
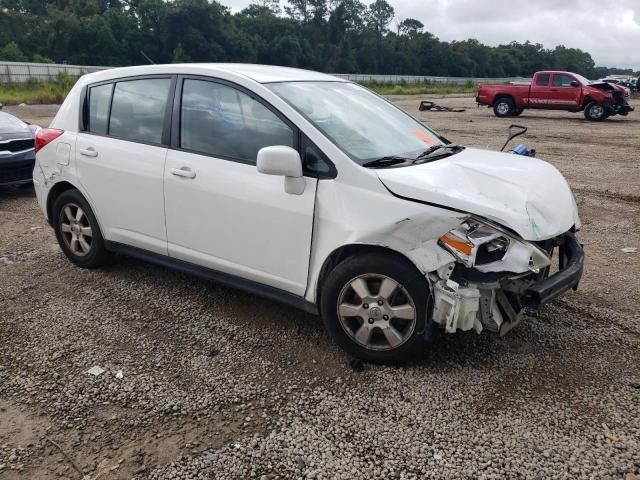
438,218,551,273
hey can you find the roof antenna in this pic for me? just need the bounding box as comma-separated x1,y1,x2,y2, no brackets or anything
140,51,156,65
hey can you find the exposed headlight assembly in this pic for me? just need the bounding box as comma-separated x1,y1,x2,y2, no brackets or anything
438,218,551,274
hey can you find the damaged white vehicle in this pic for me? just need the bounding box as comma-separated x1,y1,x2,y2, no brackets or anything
33,64,584,363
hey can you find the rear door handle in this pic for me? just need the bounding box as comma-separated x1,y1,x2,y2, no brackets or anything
79,148,98,158
170,166,196,179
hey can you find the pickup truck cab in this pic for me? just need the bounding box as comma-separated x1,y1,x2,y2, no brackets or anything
477,70,633,121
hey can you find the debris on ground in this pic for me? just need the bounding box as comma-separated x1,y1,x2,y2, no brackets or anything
419,100,465,113
86,366,105,376
604,431,621,442
0,256,15,265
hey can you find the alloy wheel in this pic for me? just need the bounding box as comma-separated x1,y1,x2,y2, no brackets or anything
496,102,510,115
590,104,604,119
337,274,417,351
59,203,93,257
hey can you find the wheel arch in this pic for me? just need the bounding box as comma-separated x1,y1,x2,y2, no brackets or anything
46,181,78,224
492,93,515,107
46,181,105,236
582,95,594,111
314,243,427,312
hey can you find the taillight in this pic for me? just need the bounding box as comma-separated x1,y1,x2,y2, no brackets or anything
35,128,64,153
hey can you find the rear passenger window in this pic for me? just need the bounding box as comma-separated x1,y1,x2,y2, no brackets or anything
535,74,550,86
109,78,171,144
553,74,575,87
88,84,113,135
180,79,294,163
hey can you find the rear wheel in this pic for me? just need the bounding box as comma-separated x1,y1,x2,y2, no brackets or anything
320,253,432,363
493,97,515,117
584,102,607,121
52,189,110,268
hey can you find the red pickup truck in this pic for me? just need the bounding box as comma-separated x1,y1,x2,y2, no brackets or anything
476,71,633,121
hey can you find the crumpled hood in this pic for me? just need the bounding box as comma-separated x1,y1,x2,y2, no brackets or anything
377,148,578,241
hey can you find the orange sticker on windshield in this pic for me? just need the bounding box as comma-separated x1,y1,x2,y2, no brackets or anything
411,129,436,145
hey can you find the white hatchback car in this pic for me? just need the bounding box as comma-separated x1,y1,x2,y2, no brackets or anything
33,64,584,362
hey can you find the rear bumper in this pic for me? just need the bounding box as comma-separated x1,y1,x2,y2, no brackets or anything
522,232,584,308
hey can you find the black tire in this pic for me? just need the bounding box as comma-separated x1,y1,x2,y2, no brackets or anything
584,101,607,121
320,252,432,364
512,108,523,116
493,97,515,117
52,188,110,268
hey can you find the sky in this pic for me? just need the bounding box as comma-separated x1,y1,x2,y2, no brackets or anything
220,0,640,70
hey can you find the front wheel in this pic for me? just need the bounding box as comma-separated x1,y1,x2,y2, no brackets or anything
584,102,607,121
320,253,431,363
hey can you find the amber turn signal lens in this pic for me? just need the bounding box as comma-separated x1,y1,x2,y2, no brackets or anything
439,232,473,256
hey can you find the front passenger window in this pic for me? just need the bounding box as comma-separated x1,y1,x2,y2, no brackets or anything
180,79,295,163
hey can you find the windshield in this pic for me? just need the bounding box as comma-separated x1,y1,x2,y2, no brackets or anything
574,73,591,85
0,112,27,130
267,81,443,164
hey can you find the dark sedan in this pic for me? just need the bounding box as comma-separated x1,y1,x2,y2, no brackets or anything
0,111,39,186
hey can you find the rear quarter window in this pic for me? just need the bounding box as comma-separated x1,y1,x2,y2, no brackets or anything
88,83,113,135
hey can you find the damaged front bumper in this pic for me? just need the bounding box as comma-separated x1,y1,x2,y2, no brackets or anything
430,231,584,336
521,232,583,307
611,99,634,116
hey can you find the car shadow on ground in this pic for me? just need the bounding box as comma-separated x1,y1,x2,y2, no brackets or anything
100,254,574,381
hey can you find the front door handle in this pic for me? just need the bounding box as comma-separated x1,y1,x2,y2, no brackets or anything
79,148,98,158
170,166,196,179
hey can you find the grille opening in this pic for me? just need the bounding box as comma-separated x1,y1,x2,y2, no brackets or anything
0,138,35,153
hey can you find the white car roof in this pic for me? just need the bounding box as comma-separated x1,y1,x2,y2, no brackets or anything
80,63,345,85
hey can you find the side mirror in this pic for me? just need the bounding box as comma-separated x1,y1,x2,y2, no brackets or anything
257,145,305,195
570,80,579,87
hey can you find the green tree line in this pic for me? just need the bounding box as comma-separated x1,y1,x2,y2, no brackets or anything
0,0,635,78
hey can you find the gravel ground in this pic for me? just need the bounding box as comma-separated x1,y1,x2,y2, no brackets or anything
1,97,639,479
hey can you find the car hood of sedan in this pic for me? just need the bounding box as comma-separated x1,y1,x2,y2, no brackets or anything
376,148,577,241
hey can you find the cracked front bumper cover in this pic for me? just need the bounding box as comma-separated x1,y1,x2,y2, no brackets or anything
522,232,584,308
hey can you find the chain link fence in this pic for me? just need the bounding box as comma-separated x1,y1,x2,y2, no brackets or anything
0,61,108,83
0,61,530,85
332,73,530,85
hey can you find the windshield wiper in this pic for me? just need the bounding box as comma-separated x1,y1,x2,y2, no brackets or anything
362,156,412,168
413,144,463,162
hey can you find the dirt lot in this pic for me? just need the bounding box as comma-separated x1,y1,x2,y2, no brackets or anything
1,97,639,479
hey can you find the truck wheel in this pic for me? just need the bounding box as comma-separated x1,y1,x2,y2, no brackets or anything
320,253,433,364
584,102,607,121
493,98,515,117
